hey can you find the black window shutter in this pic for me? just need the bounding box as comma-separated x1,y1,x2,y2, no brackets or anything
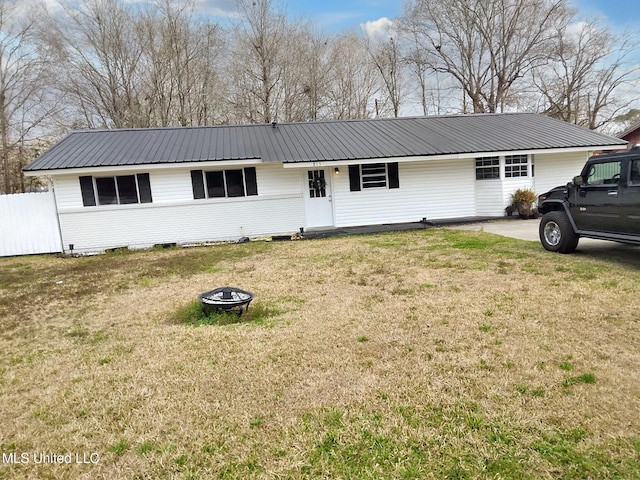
348,165,361,191
244,167,258,196
388,162,399,189
79,176,96,206
190,170,205,199
137,173,153,203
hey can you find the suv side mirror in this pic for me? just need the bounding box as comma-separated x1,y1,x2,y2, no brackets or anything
572,175,584,186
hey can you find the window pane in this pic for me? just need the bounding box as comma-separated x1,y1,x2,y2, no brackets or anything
206,171,225,197
475,157,500,180
137,173,153,203
505,155,528,178
95,177,117,205
388,162,399,189
362,163,387,188
308,170,326,198
348,165,361,191
505,155,527,165
225,169,245,197
79,176,96,206
117,175,139,204
191,170,206,199
244,167,258,196
631,160,640,184
585,161,621,185
476,168,499,180
505,165,527,178
362,164,386,175
476,157,499,167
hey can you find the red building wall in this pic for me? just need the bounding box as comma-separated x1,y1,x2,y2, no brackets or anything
622,130,640,149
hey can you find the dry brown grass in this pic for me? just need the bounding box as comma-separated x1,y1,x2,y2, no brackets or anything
0,229,639,479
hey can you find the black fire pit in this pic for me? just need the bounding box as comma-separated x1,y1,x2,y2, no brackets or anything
198,286,254,316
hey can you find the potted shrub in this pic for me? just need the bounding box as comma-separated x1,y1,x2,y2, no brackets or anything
509,188,538,219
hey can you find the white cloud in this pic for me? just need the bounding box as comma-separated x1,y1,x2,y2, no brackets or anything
566,20,589,37
360,17,393,39
11,0,64,16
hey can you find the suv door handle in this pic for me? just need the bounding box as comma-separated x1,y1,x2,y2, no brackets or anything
608,190,618,196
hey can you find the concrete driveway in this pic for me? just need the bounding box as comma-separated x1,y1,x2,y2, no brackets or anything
453,218,541,241
452,218,639,253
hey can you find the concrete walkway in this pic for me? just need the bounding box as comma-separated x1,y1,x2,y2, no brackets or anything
451,218,541,241
451,218,639,253
301,216,501,239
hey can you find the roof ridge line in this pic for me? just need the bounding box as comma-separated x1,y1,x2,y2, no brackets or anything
69,112,541,134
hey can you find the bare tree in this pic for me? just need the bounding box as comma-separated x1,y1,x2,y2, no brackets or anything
0,0,59,193
53,0,227,129
55,0,148,128
325,33,379,119
229,0,287,124
402,0,570,113
365,35,405,117
138,0,226,127
279,25,330,122
404,32,432,116
534,19,639,130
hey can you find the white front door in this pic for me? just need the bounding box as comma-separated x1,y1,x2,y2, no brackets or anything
304,169,334,228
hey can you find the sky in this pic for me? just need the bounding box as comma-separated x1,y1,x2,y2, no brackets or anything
36,0,639,35
194,0,640,34
571,0,640,28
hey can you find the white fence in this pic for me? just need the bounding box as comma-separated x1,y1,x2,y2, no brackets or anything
0,191,62,257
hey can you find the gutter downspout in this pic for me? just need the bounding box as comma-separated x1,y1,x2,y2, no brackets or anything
48,177,65,255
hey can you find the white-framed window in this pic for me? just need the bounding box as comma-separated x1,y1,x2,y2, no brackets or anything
505,155,529,178
475,155,532,180
475,157,500,180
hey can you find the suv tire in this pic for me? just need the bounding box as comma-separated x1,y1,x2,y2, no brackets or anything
539,211,579,253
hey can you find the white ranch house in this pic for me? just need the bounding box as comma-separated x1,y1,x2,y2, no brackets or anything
23,113,626,254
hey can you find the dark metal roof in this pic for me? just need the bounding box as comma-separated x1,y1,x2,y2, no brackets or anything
24,113,627,172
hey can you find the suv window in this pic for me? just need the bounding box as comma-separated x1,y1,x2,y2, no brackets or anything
584,161,621,185
630,159,640,185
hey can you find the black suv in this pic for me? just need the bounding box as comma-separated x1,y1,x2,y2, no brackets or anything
538,147,640,253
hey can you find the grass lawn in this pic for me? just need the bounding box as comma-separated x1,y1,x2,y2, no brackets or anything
0,228,639,479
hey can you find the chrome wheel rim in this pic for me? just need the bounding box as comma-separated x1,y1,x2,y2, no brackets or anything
543,221,561,246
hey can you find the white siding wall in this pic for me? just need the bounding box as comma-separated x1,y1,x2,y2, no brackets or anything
54,175,84,209
417,161,476,219
475,180,504,216
146,169,193,203
502,177,535,206
534,151,589,195
256,164,302,196
332,160,475,227
54,164,304,253
49,151,593,253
